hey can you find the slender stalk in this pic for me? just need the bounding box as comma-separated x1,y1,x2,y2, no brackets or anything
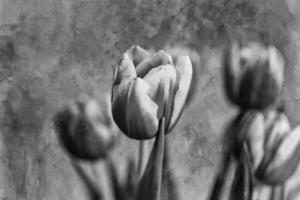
71,159,102,200
270,184,285,200
137,140,148,178
208,150,231,200
135,117,165,200
230,143,253,200
106,157,127,200
161,139,180,200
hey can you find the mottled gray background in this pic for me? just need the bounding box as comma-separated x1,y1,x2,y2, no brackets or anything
1,0,300,199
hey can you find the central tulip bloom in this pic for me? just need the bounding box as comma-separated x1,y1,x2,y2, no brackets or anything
112,46,193,140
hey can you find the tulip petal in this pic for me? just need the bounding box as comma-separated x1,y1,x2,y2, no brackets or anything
264,112,291,151
126,45,151,65
238,60,279,109
136,50,173,77
112,78,159,139
233,111,265,169
223,41,242,104
256,126,300,185
143,64,177,121
113,54,137,86
268,46,284,90
168,55,193,131
242,111,265,169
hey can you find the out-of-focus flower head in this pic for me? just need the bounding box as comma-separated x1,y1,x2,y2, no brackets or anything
255,109,299,185
54,95,116,161
223,41,284,110
228,109,300,185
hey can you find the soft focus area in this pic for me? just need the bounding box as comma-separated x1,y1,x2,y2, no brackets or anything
1,0,300,199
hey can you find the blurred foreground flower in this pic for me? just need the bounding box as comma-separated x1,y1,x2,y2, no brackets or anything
210,109,300,200
112,45,193,139
223,41,284,109
53,96,116,161
255,110,300,185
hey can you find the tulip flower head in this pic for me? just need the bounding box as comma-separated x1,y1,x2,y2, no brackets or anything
255,110,299,185
112,46,193,140
224,41,284,110
54,96,116,161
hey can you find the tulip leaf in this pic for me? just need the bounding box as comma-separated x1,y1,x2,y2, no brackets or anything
134,118,165,200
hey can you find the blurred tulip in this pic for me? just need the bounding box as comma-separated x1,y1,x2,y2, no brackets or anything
255,111,300,185
209,111,260,200
54,96,116,161
238,111,265,169
112,45,193,139
223,41,284,109
231,110,295,185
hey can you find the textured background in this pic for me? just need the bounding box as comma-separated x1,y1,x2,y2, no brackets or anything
1,0,300,199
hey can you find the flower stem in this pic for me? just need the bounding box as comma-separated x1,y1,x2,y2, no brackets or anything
270,184,285,200
71,159,102,200
135,117,165,200
138,140,149,178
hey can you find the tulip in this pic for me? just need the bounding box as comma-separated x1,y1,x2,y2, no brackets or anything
112,45,193,140
223,41,284,109
209,110,263,200
234,111,265,169
254,111,300,185
53,96,116,161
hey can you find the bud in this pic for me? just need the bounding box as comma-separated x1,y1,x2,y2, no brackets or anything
223,41,284,109
53,96,116,161
112,45,193,140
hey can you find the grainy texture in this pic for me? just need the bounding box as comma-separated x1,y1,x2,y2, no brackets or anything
0,0,299,199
